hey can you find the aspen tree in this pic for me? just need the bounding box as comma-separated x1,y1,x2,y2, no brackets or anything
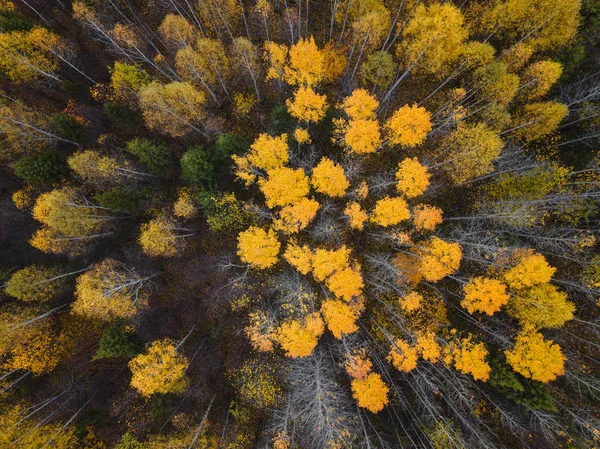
129,339,189,397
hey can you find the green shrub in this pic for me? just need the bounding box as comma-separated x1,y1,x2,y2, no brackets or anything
12,153,69,184
93,319,141,360
181,145,215,187
126,138,171,176
94,187,140,212
48,113,86,143
104,102,138,123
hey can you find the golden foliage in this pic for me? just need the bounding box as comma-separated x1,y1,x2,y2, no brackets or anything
129,339,189,397
503,252,556,289
139,81,207,137
294,127,311,144
388,339,418,372
396,157,431,198
400,2,468,75
508,283,575,328
445,122,504,185
236,360,282,409
259,167,310,208
139,218,183,257
233,133,289,185
275,313,324,358
326,266,364,301
371,196,411,227
158,14,196,48
285,37,325,86
12,186,34,210
450,336,491,381
286,86,328,123
173,189,198,219
264,41,288,81
237,226,280,269
341,118,382,154
415,331,441,362
417,237,462,282
385,105,432,147
344,202,368,230
462,277,509,315
522,60,563,99
273,198,320,234
5,265,62,302
351,372,389,413
412,204,443,231
321,299,359,338
283,240,313,275
345,348,373,380
245,310,275,352
342,88,379,120
505,327,565,383
399,291,423,312
72,259,149,321
312,246,351,281
513,101,569,142
311,157,349,197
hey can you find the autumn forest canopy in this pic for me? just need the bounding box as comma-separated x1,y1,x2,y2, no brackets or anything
1,0,600,447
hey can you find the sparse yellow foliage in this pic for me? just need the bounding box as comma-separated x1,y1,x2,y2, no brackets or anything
344,202,368,230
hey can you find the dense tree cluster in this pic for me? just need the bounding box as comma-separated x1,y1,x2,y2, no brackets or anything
1,0,600,448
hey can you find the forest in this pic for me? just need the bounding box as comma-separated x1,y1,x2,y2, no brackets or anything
0,0,599,447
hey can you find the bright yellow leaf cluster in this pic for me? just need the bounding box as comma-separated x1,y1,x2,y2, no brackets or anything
286,86,328,123
283,240,313,274
344,202,368,230
275,313,324,358
273,198,320,234
233,133,289,185
129,339,189,397
321,299,359,338
449,336,491,382
509,283,575,329
351,373,389,414
417,237,462,282
387,339,418,372
503,252,555,289
371,196,411,227
237,226,281,269
341,118,382,154
311,157,349,197
341,88,379,120
396,157,431,198
415,331,442,362
412,204,443,231
505,327,565,383
462,277,509,315
259,167,310,208
399,291,423,312
385,105,432,147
